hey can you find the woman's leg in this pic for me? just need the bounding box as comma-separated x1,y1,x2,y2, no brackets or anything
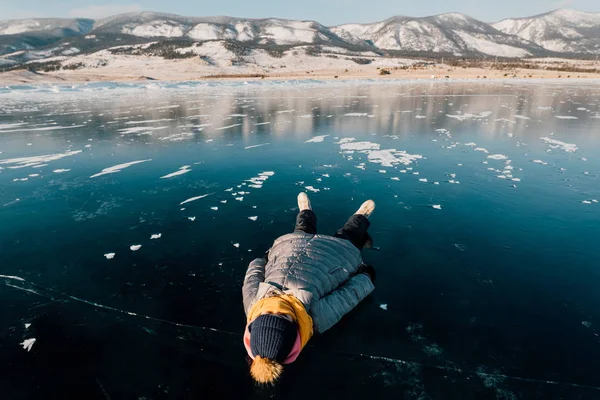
334,215,370,249
294,210,317,234
294,193,317,234
334,200,375,249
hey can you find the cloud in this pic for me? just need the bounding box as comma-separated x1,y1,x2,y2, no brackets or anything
68,4,142,19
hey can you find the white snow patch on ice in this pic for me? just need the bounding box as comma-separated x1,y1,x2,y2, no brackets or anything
90,159,151,178
345,113,368,117
104,253,116,259
379,304,388,311
161,165,191,179
432,205,442,210
150,234,162,239
245,143,270,149
20,338,36,352
0,150,81,169
446,111,492,121
216,124,242,131
367,149,422,167
248,216,258,221
488,154,508,160
335,138,356,144
340,141,380,151
180,193,212,205
130,245,142,251
305,135,330,143
540,137,577,153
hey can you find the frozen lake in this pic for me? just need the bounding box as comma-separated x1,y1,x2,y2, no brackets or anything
1,80,600,399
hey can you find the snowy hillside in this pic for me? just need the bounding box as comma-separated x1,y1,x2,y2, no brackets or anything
334,13,544,57
92,12,360,47
493,9,600,54
0,18,94,56
1,9,599,68
0,18,93,36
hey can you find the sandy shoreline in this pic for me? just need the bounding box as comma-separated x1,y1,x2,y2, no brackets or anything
2,63,600,86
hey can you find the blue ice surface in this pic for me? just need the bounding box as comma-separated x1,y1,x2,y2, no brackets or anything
1,80,600,399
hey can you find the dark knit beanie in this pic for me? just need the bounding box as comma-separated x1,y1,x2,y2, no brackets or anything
249,314,297,363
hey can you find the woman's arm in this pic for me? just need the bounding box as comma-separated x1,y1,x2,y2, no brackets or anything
309,273,375,333
242,258,266,316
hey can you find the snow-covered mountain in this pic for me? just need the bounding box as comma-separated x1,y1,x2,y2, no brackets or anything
0,18,93,36
333,13,545,57
91,12,362,48
1,9,599,68
492,9,600,54
0,18,94,56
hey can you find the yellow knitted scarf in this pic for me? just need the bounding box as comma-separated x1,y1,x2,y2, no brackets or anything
247,294,314,349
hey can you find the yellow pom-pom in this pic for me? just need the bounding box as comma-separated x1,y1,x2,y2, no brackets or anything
250,356,284,384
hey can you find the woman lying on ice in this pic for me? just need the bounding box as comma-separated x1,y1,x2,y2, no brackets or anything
242,192,376,384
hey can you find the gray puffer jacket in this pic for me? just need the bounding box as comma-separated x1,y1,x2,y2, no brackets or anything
242,232,375,333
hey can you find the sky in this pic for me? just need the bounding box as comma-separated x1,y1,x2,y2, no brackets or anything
2,0,599,25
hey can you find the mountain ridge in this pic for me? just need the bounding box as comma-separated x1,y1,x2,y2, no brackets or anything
0,9,598,70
